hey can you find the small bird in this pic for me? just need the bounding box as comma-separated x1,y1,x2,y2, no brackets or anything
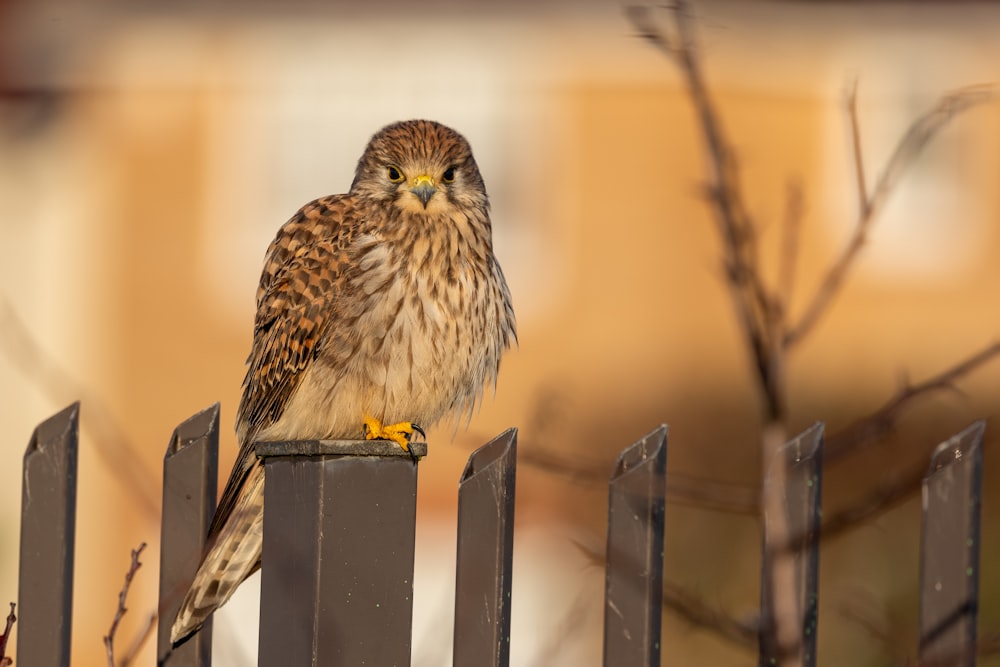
171,119,516,643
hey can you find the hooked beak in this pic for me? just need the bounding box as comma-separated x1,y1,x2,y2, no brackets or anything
410,175,436,208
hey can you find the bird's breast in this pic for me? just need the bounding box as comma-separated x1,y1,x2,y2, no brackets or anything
335,225,499,424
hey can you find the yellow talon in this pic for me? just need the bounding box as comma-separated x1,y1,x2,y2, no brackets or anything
362,416,424,452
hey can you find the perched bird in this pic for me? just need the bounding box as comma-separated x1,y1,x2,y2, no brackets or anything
171,119,516,643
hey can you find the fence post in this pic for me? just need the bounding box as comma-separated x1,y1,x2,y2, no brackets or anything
256,439,426,667
17,402,80,667
453,428,518,667
157,404,220,666
602,425,668,667
759,422,824,667
919,421,985,667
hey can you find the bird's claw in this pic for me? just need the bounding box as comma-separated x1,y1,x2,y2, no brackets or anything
362,416,424,463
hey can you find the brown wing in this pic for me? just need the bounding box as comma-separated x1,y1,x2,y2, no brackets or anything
207,195,356,541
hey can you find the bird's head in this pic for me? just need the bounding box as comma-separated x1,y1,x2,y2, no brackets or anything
350,120,489,217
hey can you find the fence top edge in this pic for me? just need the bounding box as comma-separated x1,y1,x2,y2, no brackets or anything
167,403,220,458
255,439,427,459
926,419,985,476
611,424,667,481
460,427,517,482
782,421,825,465
25,401,80,460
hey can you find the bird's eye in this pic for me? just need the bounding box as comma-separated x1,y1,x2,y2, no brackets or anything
387,165,404,183
442,167,456,183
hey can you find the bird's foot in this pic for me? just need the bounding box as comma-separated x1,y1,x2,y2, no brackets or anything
362,416,425,460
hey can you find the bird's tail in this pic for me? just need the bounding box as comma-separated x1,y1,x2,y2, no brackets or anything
170,463,265,644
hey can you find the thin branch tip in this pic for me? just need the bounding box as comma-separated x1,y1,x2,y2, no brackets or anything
624,4,674,53
104,542,149,667
787,85,992,348
828,341,1000,461
0,602,15,667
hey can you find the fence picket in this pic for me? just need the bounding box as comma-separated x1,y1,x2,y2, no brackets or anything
157,404,220,666
12,397,992,667
602,425,668,667
759,422,823,667
919,421,985,667
17,402,79,667
453,428,518,667
256,439,426,666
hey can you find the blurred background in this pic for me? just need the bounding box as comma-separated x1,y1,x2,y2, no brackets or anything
2,0,1000,665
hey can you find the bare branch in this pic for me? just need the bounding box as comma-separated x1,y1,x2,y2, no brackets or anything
672,342,1000,527
847,80,869,216
499,343,998,524
104,543,147,667
785,86,994,348
574,538,757,650
0,298,158,519
664,472,759,515
624,7,996,663
625,4,675,57
462,435,761,515
627,2,781,418
514,444,607,484
819,462,925,545
887,632,1000,666
0,603,15,667
662,580,758,649
826,341,1000,462
777,178,804,313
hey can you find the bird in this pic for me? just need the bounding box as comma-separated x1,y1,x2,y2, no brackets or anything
170,119,516,643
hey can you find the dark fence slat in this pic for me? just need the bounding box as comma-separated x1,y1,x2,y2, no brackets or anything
919,421,985,667
157,404,220,666
759,422,824,667
602,425,668,667
17,402,80,667
256,439,426,667
453,428,518,667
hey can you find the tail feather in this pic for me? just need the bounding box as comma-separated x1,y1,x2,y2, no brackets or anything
170,463,265,644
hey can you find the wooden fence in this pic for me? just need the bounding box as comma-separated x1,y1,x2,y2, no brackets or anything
13,402,985,665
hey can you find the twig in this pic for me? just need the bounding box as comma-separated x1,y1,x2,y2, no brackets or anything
777,178,804,314
785,85,994,348
665,471,759,515
847,80,870,216
104,543,147,667
630,3,798,662
462,435,761,514
826,341,1000,462
673,342,999,524
625,6,995,663
0,603,16,667
625,3,675,57
663,581,758,649
514,444,607,484
660,341,996,536
812,462,925,547
628,1,781,416
574,537,756,650
888,632,1000,666
494,343,998,525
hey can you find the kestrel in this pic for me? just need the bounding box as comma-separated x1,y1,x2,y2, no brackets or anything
170,119,516,643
